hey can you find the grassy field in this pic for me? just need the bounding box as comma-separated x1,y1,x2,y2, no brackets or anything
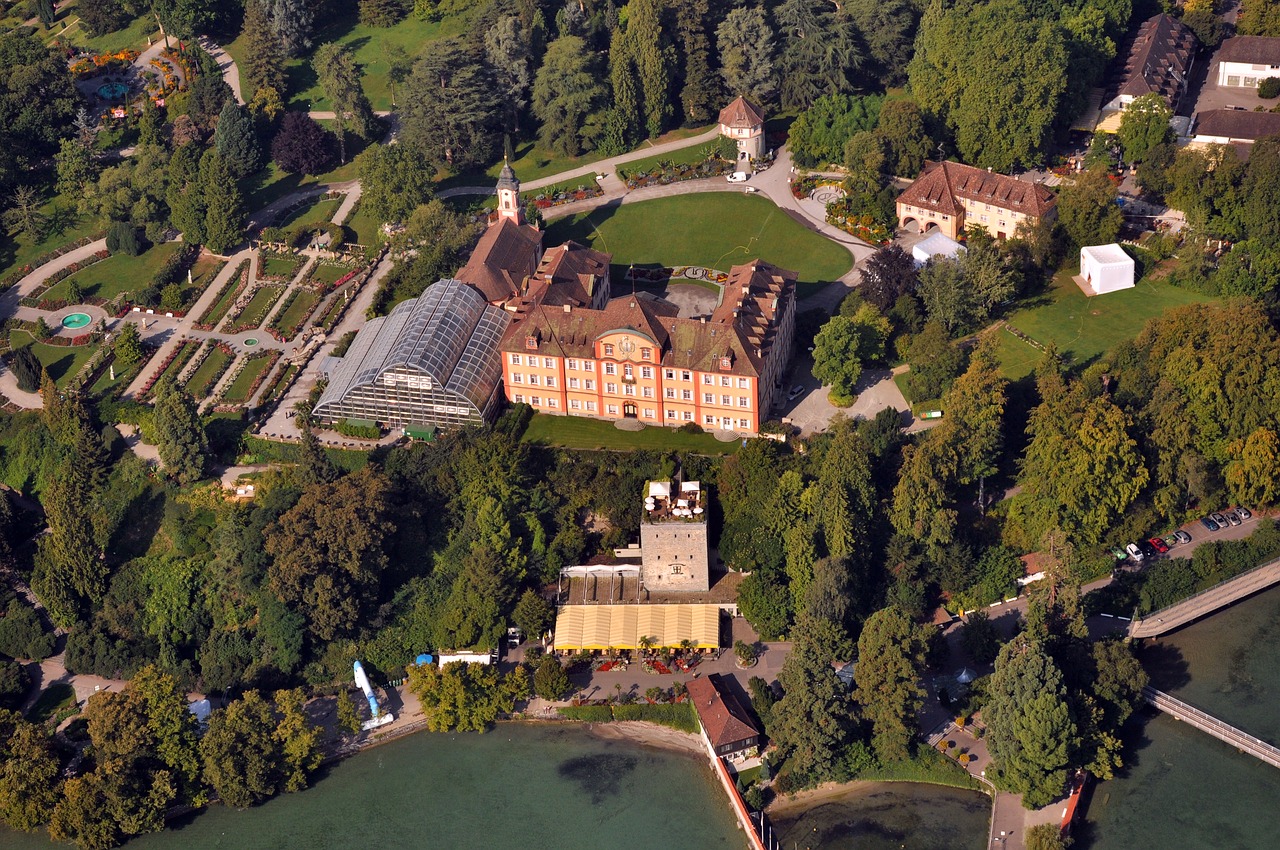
8,332,99,389
310,263,352,285
278,198,341,231
221,355,276,404
521,413,742,455
234,285,285,329
614,139,727,178
241,159,361,213
996,265,1216,378
43,242,182,303
0,197,104,284
26,682,76,724
199,269,247,328
186,347,234,399
261,255,303,280
344,203,385,248
545,194,853,289
271,289,320,338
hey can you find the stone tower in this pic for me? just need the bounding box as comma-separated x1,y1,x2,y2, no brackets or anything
640,480,711,592
495,160,524,225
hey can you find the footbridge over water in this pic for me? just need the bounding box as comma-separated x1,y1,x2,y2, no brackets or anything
1143,686,1280,769
1127,558,1280,638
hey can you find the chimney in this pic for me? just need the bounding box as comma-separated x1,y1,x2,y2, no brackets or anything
700,316,707,324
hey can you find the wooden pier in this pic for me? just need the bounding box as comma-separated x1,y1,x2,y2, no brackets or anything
1127,558,1280,638
1143,686,1280,769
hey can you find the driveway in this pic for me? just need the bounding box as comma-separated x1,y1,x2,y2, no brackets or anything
780,359,914,436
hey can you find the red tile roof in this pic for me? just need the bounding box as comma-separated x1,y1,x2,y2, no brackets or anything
718,96,765,129
1106,13,1198,106
897,161,1057,219
526,241,612,308
1193,109,1280,142
455,217,543,304
686,674,760,750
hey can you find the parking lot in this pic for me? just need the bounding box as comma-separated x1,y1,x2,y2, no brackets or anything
1121,508,1264,566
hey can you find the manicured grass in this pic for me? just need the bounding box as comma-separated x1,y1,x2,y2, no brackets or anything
278,198,341,231
241,159,362,213
199,268,248,329
26,682,76,725
0,196,103,284
545,194,853,289
188,253,226,290
221,355,275,404
261,255,303,280
997,265,1217,378
9,332,99,389
224,7,472,112
521,413,741,455
271,289,320,338
234,285,285,329
90,351,144,398
615,139,727,178
310,263,353,285
141,340,199,399
186,347,234,399
43,242,182,303
34,5,160,54
344,203,386,249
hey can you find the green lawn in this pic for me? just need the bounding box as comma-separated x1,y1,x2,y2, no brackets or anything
997,265,1216,378
241,159,362,213
521,413,742,455
344,203,385,248
233,285,285,329
221,355,276,404
43,242,182,304
261,255,303,280
0,196,104,285
26,682,76,725
278,198,341,231
199,268,247,328
545,194,854,289
31,4,160,54
271,289,320,337
614,139,726,178
186,347,234,399
310,263,352,285
225,6,472,113
9,332,99,389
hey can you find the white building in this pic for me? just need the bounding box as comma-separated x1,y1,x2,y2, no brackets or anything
911,231,965,268
718,96,766,160
1192,109,1280,146
1217,36,1280,88
1080,245,1136,295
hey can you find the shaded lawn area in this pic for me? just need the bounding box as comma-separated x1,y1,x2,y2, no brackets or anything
26,682,76,724
241,159,361,213
43,242,183,303
310,263,352,285
31,5,159,54
997,265,1216,378
545,194,853,290
186,347,234,399
189,253,226,290
278,198,341,231
0,195,104,284
521,413,741,455
222,355,275,404
9,332,99,389
235,285,285,327
225,6,471,112
344,203,385,248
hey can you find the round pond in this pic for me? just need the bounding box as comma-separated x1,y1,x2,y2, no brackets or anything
97,82,130,100
61,313,92,330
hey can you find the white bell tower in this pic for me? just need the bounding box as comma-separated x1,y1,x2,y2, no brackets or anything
495,160,523,225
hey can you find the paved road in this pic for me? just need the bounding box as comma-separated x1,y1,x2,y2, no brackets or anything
197,36,243,105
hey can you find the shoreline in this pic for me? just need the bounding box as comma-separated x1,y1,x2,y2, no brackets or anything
767,776,991,819
578,719,707,757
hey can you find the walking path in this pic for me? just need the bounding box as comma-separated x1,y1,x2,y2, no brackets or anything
196,36,243,105
1127,557,1280,638
1144,685,1280,769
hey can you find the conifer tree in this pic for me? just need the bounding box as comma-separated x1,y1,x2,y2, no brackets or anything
240,1,287,98
214,102,262,179
200,150,245,254
152,377,208,485
313,43,377,163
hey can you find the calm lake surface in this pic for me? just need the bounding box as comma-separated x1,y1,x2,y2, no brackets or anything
770,783,990,850
1083,586,1280,848
0,723,742,850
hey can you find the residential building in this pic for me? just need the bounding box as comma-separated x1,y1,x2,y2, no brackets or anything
718,96,766,159
1192,109,1280,150
896,160,1057,241
640,479,711,592
1101,13,1198,114
312,279,510,430
686,674,762,760
1216,36,1280,88
520,241,612,312
498,260,797,434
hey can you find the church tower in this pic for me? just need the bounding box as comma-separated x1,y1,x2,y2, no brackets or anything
495,160,524,225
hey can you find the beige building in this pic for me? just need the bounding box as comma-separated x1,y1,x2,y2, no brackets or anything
718,96,766,160
896,161,1057,241
1216,36,1280,89
640,479,711,592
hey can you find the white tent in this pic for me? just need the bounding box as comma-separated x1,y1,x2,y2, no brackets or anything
1080,244,1135,294
911,231,965,268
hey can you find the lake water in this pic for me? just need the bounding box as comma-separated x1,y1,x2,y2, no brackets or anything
770,783,991,850
1082,586,1280,848
0,723,742,850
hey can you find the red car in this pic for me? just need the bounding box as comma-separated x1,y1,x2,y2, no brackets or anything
1148,537,1170,554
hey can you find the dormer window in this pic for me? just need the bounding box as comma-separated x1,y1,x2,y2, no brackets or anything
525,335,539,351
603,343,614,356
640,347,652,360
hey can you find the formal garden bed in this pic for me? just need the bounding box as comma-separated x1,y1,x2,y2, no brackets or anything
218,350,281,406
138,338,200,400
19,249,110,307
8,331,101,389
194,259,250,330
184,342,236,400
258,362,299,406
268,289,321,341
306,261,361,290
257,250,305,283
530,179,605,210
618,154,736,189
225,285,285,333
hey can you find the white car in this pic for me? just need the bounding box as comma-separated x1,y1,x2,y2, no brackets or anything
727,171,749,183
1125,542,1144,561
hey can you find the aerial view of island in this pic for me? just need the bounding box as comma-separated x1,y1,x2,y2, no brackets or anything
2,1,1280,849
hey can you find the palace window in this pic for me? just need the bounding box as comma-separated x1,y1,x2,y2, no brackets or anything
703,393,714,404
703,374,713,385
683,411,694,421
738,397,749,408
641,366,653,379
570,399,581,410
543,357,555,369
527,375,539,386
681,370,692,381
566,358,577,370
584,379,595,390
604,363,616,375
603,344,614,356
586,401,597,412
569,378,580,389
511,374,523,384
665,388,675,399
640,347,652,360
682,389,692,401
605,382,617,394
606,404,618,415
545,376,556,388
510,354,522,366
642,387,654,398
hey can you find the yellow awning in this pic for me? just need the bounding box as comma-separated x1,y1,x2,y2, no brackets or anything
553,604,722,652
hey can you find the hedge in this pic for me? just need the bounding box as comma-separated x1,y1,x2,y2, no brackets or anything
612,703,700,734
334,419,381,439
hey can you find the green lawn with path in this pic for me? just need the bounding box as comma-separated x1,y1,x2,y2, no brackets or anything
996,265,1216,379
221,355,276,404
8,332,99,389
0,196,104,284
241,159,361,213
234,285,285,329
344,204,385,248
43,242,182,303
199,270,247,328
545,194,853,290
278,198,341,231
186,347,235,399
26,682,76,724
521,413,741,455
271,289,320,337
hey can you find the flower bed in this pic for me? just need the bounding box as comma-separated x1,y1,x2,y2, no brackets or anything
826,198,894,244
530,182,605,210
219,350,281,405
791,175,843,200
19,250,110,306
267,288,321,342
194,259,251,330
619,158,735,190
257,250,303,283
225,284,285,334
306,261,361,292
139,339,199,400
70,49,139,79
185,342,236,400
258,363,299,406
0,232,109,290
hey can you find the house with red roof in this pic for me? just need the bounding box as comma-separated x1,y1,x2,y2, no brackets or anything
686,673,762,760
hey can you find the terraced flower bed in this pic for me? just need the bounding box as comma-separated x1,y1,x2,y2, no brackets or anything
194,259,250,330
220,351,280,405
226,285,284,333
259,362,298,405
268,289,320,341
185,343,235,400
258,251,304,282
139,338,199,400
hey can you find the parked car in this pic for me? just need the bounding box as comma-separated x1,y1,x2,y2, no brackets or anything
1211,512,1229,528
1139,540,1158,559
1201,516,1220,532
788,384,805,400
1149,537,1170,554
1173,530,1193,544
1109,546,1128,560
1237,507,1253,520
1225,510,1242,526
727,171,749,183
1126,542,1144,561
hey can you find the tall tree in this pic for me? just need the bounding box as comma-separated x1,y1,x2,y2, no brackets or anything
200,149,245,254
613,0,673,138
774,0,862,111
33,457,101,626
152,377,209,485
214,101,263,179
0,31,79,186
240,1,288,100
1057,166,1123,249
354,143,435,224
1117,93,1174,165
484,14,533,133
943,339,1006,510
263,0,315,56
270,112,338,174
0,710,62,832
273,688,321,792
313,42,378,163
166,142,207,243
846,0,919,85
771,630,857,786
876,99,931,177
860,244,917,311
401,40,501,171
716,5,778,106
532,35,609,157
200,690,283,809
55,138,99,197
672,0,722,124
854,606,928,762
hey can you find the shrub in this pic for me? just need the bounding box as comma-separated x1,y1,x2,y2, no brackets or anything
334,419,381,439
106,221,142,256
0,599,56,660
9,347,42,392
0,658,29,710
1260,78,1280,99
612,703,700,733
